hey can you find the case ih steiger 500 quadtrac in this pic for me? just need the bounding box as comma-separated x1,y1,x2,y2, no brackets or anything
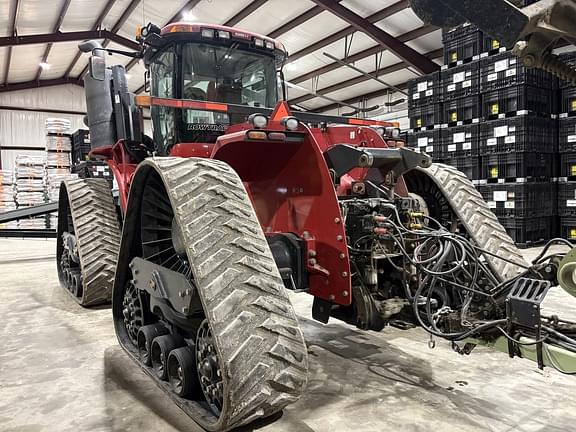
56,10,576,432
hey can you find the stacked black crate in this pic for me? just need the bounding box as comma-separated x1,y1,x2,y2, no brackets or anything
477,52,557,247
439,24,483,185
406,72,443,161
558,52,576,240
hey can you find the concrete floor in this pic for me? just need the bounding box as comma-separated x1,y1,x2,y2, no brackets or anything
1,239,576,432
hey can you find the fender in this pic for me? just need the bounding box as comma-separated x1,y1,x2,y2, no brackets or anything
211,123,352,306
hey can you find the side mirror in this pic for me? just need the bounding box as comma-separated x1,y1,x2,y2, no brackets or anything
89,56,106,81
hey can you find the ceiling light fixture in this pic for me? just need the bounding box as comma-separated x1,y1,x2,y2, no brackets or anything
182,10,196,21
39,62,51,70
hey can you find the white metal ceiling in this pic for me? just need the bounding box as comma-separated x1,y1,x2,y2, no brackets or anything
0,0,441,114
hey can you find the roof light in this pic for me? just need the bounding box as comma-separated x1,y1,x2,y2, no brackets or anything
254,38,264,48
182,10,196,21
265,41,274,50
218,30,231,39
39,62,51,70
201,28,215,38
248,113,268,129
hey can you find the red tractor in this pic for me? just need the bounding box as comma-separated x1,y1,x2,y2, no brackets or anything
56,21,576,432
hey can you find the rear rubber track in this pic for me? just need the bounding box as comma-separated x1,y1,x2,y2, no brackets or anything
115,157,308,431
410,163,528,281
59,178,121,306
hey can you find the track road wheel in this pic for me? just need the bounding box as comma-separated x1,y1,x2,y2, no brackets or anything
112,157,309,431
56,179,121,306
168,347,198,398
137,324,169,366
403,163,528,281
151,335,186,380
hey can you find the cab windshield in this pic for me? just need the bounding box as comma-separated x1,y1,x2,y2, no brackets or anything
181,42,278,107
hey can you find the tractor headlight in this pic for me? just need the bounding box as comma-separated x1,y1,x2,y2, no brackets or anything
373,127,385,136
281,116,299,131
249,113,268,129
386,127,401,139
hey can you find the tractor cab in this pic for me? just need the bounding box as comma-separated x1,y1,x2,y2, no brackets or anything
139,22,287,154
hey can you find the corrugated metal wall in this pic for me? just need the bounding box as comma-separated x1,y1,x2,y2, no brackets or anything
0,84,152,171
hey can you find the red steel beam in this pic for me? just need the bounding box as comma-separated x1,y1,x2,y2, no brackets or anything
291,24,437,84
35,0,72,81
309,0,438,74
288,0,409,63
76,0,142,81
288,48,442,106
0,30,139,50
0,77,84,93
3,0,20,85
64,0,117,77
224,0,268,27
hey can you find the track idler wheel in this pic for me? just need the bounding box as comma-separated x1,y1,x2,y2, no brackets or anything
122,281,144,345
168,347,200,398
151,334,186,380
196,319,223,415
137,324,169,366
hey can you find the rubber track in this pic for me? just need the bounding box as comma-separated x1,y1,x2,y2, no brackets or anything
62,179,121,306
413,163,528,281
139,158,308,431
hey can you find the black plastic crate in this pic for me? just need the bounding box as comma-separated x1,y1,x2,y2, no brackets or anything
480,52,555,91
479,116,556,155
407,129,443,160
480,152,555,182
560,216,576,241
478,182,556,217
441,62,480,101
558,181,576,216
442,95,480,126
408,103,442,130
560,86,576,116
408,72,440,108
481,33,507,57
559,117,576,153
71,160,113,182
441,124,479,157
559,52,576,89
443,156,481,180
559,153,576,180
442,24,483,66
481,85,555,120
72,129,91,164
500,216,557,248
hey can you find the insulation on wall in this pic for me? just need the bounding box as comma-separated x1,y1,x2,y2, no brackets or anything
0,84,152,171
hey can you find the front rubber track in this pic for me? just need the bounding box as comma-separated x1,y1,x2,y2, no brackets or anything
57,179,121,306
405,163,528,281
112,157,309,431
